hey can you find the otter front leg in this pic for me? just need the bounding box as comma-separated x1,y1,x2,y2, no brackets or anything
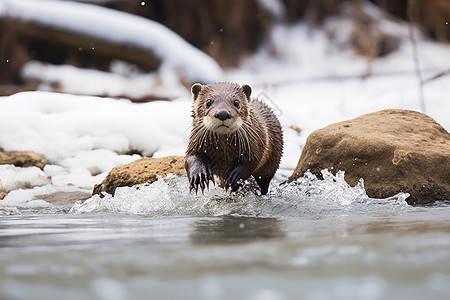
224,163,252,192
185,155,214,194
255,176,272,195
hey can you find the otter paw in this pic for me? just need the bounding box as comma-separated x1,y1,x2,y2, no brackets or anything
189,165,214,194
224,166,244,192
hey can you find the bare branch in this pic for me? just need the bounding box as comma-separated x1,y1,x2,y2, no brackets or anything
407,0,426,113
424,69,450,84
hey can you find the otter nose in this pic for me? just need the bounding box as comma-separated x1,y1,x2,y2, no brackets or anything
215,110,231,121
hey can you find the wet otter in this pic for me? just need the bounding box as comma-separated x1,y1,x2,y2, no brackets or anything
185,82,283,195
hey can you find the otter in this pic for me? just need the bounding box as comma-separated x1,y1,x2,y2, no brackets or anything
185,82,283,195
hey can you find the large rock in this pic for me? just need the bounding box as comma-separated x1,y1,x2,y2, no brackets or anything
289,109,450,205
92,156,186,196
0,151,48,169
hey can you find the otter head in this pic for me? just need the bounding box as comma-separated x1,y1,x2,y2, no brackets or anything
191,82,252,135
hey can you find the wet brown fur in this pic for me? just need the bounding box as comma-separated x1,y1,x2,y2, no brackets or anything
185,82,283,195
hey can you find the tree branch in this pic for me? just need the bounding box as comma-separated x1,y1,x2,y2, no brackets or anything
407,0,426,113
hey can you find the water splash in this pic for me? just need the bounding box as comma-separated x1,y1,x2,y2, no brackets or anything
69,170,411,217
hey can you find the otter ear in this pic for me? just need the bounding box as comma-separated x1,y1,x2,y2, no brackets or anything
242,84,252,99
191,83,202,101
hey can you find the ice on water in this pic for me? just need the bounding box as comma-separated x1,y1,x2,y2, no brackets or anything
69,170,411,217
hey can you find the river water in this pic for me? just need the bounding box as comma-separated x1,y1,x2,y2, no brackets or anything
1,171,450,300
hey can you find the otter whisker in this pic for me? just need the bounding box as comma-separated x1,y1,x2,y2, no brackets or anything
243,121,261,142
239,128,247,160
190,121,206,141
213,132,219,147
236,129,244,160
239,131,245,160
190,124,203,141
238,126,251,161
199,128,210,150
243,121,266,152
193,124,209,151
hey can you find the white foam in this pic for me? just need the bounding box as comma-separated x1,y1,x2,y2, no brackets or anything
69,171,411,217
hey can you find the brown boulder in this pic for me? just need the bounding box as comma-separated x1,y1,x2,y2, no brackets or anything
289,109,450,205
92,156,186,196
0,151,48,169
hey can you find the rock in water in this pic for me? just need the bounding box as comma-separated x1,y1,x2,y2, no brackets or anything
0,151,48,169
289,109,450,205
92,156,185,196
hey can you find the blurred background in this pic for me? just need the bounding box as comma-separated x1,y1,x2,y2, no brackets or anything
1,0,449,100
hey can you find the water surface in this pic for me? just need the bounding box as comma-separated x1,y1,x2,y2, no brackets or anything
1,172,450,300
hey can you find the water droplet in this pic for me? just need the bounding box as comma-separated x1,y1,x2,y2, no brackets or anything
376,167,380,172
210,41,214,45
141,1,146,6
6,59,9,63
446,22,449,25
239,223,245,229
216,146,218,150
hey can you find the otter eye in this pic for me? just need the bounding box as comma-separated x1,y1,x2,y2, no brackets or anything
233,100,239,107
206,99,212,107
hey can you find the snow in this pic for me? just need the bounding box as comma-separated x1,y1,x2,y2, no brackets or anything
0,92,192,200
0,92,191,162
257,0,286,20
0,0,223,83
21,61,188,99
0,165,50,193
1,183,91,208
1,19,449,207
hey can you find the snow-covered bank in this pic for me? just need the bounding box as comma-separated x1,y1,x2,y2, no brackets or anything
0,0,223,83
229,13,450,84
21,61,189,99
0,92,192,197
0,92,191,163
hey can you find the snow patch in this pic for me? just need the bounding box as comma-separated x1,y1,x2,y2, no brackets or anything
0,184,91,208
0,92,191,163
21,61,188,99
0,165,50,193
1,0,223,83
